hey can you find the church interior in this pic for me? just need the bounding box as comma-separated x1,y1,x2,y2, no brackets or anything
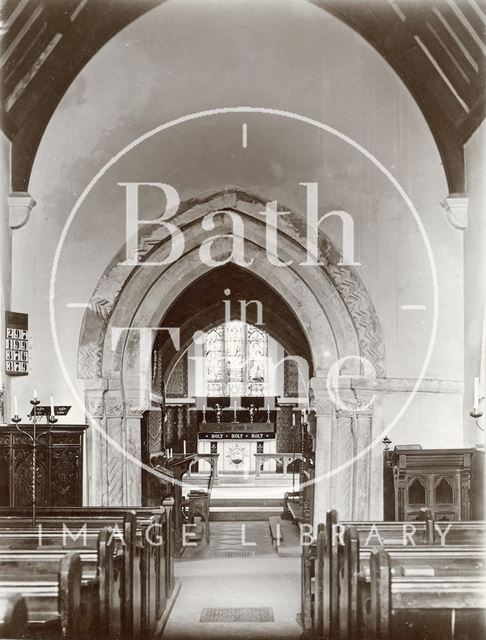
0,0,486,638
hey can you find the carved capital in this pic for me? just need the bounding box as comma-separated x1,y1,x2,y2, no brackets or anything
334,386,374,417
105,396,124,418
8,192,36,229
125,403,145,420
309,377,333,416
440,194,468,231
86,395,104,418
336,406,373,419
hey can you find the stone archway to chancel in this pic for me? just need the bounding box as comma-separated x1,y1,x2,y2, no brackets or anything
78,189,385,518
156,262,313,384
150,263,315,485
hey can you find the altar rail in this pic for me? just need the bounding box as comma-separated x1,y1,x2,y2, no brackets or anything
184,453,219,480
254,453,304,477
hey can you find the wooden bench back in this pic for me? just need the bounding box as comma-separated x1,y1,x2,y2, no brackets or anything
302,510,486,639
0,551,82,639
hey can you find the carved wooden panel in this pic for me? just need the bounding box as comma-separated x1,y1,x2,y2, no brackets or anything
276,406,297,453
390,447,479,521
0,425,86,507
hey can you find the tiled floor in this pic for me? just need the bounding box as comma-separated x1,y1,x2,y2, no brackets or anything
162,521,302,639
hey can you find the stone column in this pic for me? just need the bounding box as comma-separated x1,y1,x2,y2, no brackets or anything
310,377,334,526
104,381,125,506
124,406,143,505
311,377,383,523
333,398,374,520
84,379,108,505
85,377,133,506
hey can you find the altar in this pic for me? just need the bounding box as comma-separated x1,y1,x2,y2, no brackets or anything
197,422,276,475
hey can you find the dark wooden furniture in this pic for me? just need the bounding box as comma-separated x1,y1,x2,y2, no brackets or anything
388,446,484,521
186,456,217,544
301,509,486,640
0,505,177,640
0,425,86,507
150,453,198,556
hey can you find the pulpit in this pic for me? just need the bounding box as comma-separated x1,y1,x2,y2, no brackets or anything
388,446,485,521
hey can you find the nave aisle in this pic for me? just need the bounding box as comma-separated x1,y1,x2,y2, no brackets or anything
162,521,301,639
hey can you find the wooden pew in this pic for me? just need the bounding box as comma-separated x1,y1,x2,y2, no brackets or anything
0,504,174,594
369,547,486,640
284,469,314,525
303,510,486,639
341,526,486,640
0,551,82,639
0,527,117,638
0,515,134,639
0,504,176,640
0,593,28,639
185,455,216,544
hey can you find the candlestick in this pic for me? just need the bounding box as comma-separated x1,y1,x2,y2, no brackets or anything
12,395,55,529
202,404,206,424
13,396,19,417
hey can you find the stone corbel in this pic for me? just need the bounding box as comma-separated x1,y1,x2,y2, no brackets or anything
440,194,468,231
8,192,36,229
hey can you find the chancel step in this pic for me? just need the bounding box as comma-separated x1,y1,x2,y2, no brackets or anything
209,498,283,521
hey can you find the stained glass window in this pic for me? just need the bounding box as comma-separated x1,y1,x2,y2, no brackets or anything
205,321,268,396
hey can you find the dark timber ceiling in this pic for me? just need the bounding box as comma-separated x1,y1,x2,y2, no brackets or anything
1,0,485,193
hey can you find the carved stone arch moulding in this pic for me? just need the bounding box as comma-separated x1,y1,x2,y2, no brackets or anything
77,189,385,383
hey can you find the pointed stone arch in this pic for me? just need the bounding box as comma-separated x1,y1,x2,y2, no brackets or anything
78,189,385,506
79,189,384,380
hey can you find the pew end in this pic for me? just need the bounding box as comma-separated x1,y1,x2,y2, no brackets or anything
0,593,28,639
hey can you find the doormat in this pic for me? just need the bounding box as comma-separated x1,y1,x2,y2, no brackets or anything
200,607,274,622
205,550,255,559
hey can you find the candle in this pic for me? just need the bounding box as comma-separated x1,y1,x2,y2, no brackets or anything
13,396,18,417
50,396,55,416
474,377,479,412
183,440,187,455
292,413,296,427
33,389,37,400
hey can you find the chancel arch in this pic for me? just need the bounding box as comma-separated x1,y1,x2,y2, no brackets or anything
78,189,385,519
